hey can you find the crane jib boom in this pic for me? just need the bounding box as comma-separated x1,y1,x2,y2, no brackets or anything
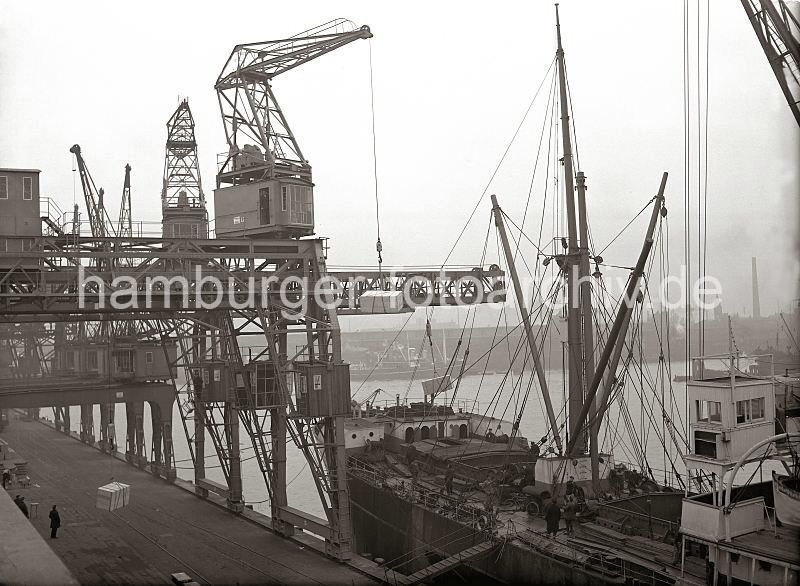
214,20,372,187
216,26,372,88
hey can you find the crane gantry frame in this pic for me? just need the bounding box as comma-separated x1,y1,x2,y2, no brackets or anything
0,21,505,561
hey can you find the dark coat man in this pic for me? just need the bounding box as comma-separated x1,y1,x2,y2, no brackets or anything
544,498,561,537
49,505,61,538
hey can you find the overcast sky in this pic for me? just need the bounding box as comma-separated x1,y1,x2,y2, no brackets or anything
1,1,797,319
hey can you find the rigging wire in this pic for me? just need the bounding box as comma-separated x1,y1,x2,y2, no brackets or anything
439,57,557,268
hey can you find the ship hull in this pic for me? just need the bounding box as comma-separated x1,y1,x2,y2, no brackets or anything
347,473,629,585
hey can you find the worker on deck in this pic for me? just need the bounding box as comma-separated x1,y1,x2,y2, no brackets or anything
529,441,540,462
444,463,454,495
544,498,561,538
565,476,577,497
563,494,577,536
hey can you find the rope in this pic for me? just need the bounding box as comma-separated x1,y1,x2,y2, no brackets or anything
368,39,383,278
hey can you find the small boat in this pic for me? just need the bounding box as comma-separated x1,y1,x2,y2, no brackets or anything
773,470,800,528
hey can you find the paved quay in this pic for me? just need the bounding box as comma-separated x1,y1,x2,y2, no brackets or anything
0,416,377,585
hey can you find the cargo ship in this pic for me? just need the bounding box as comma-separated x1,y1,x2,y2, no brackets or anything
343,7,800,584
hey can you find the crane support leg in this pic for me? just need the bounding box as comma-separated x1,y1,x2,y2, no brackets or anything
80,404,94,444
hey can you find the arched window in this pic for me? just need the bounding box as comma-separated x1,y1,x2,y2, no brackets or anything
421,426,430,440
459,424,468,439
405,427,415,443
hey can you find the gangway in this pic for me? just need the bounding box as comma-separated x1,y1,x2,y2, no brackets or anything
404,540,498,584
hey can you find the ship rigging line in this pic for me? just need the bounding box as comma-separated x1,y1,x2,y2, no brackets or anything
595,196,657,258
351,310,416,400
439,57,556,269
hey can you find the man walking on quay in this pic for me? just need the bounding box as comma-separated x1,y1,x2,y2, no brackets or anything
49,505,61,538
14,495,29,518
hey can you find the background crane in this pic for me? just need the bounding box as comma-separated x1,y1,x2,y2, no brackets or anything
118,164,132,239
162,100,208,238
69,144,116,238
742,0,800,126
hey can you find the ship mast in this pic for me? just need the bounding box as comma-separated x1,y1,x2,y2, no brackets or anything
555,4,597,467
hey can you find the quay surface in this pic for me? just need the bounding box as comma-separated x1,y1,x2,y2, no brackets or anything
0,415,378,585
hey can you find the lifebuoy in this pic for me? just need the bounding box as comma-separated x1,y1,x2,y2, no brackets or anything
476,515,489,530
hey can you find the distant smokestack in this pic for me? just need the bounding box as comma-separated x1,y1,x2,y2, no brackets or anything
752,257,761,319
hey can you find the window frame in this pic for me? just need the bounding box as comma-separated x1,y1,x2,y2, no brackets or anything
281,186,288,211
736,396,765,424
0,176,7,199
22,176,32,201
696,399,722,424
87,350,99,371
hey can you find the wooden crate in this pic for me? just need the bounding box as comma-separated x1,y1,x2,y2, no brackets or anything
96,482,131,511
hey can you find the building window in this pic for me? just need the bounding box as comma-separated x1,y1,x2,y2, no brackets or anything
0,176,7,199
736,397,765,424
281,186,288,211
145,351,154,364
116,351,134,373
23,177,32,200
696,400,722,423
87,351,98,371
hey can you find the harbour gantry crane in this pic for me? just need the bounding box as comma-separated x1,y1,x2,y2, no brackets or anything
0,21,503,563
210,19,373,560
214,19,372,237
742,0,800,126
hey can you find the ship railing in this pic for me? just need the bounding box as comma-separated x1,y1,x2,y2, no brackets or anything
347,456,484,527
762,503,779,539
595,501,678,540
362,397,479,419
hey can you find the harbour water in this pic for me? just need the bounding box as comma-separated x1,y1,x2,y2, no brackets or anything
60,358,775,518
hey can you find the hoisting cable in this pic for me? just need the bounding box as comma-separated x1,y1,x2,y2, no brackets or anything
367,39,383,282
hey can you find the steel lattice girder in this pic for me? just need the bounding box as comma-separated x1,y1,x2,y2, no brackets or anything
0,236,505,321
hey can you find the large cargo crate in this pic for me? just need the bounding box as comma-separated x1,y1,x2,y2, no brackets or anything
96,482,131,511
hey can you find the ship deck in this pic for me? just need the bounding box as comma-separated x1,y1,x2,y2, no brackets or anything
728,525,800,567
0,415,377,585
352,457,713,584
